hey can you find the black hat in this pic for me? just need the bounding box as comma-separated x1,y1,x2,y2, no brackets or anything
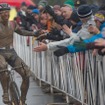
0,3,10,11
90,4,99,15
27,5,36,10
77,4,92,18
21,2,27,7
74,0,87,7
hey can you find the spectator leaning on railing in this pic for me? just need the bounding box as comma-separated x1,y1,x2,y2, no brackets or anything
37,10,82,41
54,10,105,57
34,5,96,53
31,9,41,29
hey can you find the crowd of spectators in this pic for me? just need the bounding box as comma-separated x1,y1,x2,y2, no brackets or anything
13,0,105,57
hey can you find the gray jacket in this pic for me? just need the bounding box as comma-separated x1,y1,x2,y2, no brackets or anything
47,15,96,51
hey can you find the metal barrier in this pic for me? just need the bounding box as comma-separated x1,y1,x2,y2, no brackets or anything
14,33,105,105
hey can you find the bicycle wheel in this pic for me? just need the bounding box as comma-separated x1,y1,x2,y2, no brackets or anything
9,81,20,105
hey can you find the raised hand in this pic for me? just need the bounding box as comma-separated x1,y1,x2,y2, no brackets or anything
33,42,48,52
95,38,105,47
62,25,72,36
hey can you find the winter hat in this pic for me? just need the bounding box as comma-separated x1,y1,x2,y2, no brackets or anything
32,9,40,14
64,0,74,8
38,0,48,8
74,0,87,7
94,10,105,22
77,4,92,18
27,5,36,10
21,2,27,7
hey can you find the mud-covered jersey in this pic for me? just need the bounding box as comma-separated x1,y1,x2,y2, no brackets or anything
0,21,35,47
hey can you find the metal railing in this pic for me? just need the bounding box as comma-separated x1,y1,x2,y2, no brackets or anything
14,33,105,105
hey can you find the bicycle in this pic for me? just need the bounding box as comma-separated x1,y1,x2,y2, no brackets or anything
0,63,25,105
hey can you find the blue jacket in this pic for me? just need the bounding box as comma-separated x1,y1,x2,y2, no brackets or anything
67,22,105,53
72,21,82,33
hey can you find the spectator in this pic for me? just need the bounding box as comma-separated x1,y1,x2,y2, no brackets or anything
46,11,55,32
74,0,87,9
70,11,82,33
99,1,105,11
17,2,28,29
26,5,37,30
60,5,74,28
90,4,99,15
53,5,61,16
38,0,48,12
27,5,36,14
64,0,74,9
32,9,40,23
61,5,73,20
74,0,99,14
33,5,95,52
40,12,48,29
53,10,105,56
31,9,41,30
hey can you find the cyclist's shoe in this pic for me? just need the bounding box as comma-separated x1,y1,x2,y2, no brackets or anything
2,93,9,104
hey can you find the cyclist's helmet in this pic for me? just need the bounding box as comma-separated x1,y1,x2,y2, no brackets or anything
0,3,10,11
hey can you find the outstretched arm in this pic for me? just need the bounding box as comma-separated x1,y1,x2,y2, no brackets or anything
33,42,48,52
14,21,40,36
54,34,104,57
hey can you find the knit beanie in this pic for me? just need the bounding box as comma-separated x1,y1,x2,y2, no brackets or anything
94,10,105,22
38,0,48,8
32,9,40,14
77,4,92,18
64,0,74,8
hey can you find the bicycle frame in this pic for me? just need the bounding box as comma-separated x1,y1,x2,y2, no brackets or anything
0,62,25,105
